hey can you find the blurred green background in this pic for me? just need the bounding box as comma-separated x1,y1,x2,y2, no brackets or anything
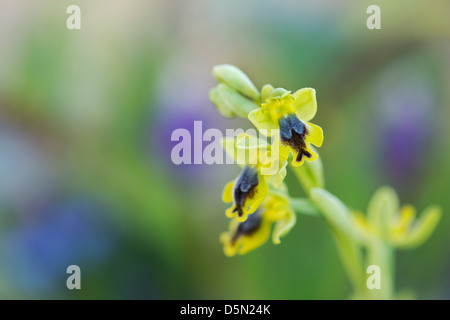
0,0,449,299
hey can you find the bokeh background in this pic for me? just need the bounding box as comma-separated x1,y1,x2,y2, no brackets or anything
0,0,449,299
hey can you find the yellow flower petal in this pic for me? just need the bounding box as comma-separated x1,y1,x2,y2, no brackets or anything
220,219,241,257
222,238,239,257
240,178,269,222
293,87,317,122
248,108,278,135
277,137,292,162
225,206,235,219
224,135,270,168
293,145,318,167
391,205,416,237
235,133,268,150
220,193,296,256
272,209,296,245
352,211,371,232
399,206,441,248
238,220,271,255
265,160,287,189
220,212,271,256
222,180,235,203
258,135,287,188
305,122,323,147
224,167,269,222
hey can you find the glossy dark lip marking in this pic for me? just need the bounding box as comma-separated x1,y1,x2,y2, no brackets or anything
231,209,262,243
279,114,312,163
232,166,259,218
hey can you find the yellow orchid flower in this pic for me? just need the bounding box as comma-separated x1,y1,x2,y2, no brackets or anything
248,86,324,167
220,194,296,256
350,187,441,248
222,133,287,222
222,165,269,222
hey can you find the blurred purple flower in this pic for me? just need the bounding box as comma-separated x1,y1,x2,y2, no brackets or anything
147,58,229,183
375,67,436,190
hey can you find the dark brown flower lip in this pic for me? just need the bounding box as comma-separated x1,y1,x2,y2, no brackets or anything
231,209,262,243
232,165,259,217
279,114,312,162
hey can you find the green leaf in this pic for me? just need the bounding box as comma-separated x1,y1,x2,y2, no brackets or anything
272,210,296,245
310,188,352,236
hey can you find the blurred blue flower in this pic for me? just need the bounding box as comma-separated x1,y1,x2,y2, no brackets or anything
0,197,117,296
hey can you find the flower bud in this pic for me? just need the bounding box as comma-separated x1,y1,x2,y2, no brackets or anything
212,64,260,102
209,83,259,118
261,84,274,102
367,187,399,239
209,86,235,118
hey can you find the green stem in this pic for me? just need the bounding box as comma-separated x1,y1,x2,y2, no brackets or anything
331,229,367,299
366,239,394,299
290,161,368,299
290,156,325,194
289,198,320,216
